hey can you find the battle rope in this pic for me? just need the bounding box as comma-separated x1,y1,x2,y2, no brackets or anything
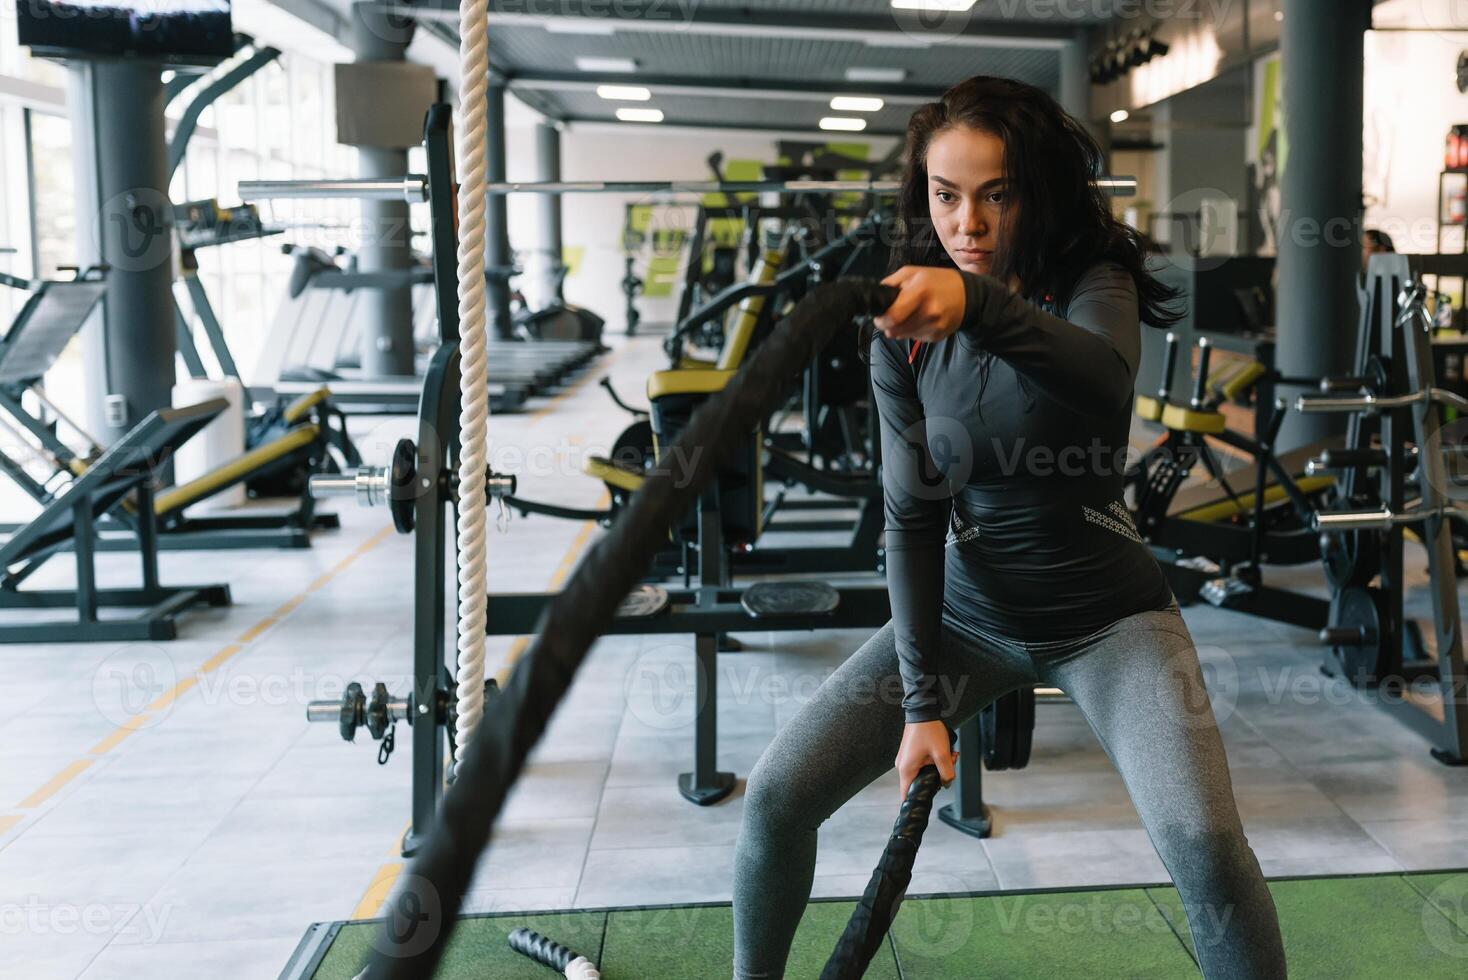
820,763,945,979
363,278,897,978
508,927,601,980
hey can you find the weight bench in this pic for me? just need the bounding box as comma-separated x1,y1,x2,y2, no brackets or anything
0,273,341,550
0,400,232,642
1131,334,1334,628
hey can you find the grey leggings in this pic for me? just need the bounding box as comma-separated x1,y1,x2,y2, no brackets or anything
732,607,1286,979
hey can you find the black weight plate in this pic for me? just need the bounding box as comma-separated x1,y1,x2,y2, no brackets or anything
740,580,840,618
1321,529,1381,589
388,438,418,535
979,701,1005,771
1012,688,1036,770
1329,586,1386,684
615,585,670,619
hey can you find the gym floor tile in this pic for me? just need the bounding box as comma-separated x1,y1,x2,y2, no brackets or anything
183,794,406,867
0,930,115,980
250,744,413,800
1359,812,1468,869
982,828,1170,889
499,760,610,822
460,886,582,915
110,857,363,946
978,768,1144,834
1298,755,1468,824
814,805,997,886
1244,814,1404,873
588,784,746,850
605,729,769,788
465,817,594,891
575,844,737,908
0,831,204,907
77,934,304,980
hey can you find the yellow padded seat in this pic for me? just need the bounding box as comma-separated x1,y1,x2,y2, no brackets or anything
714,246,784,371
1160,403,1228,435
1135,395,1163,423
647,368,736,401
1216,361,1267,402
582,456,645,493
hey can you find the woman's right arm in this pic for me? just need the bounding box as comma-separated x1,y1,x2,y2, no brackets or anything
870,334,952,725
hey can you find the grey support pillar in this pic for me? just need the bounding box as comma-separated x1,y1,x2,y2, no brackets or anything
487,81,515,340
1276,0,1371,448
536,122,564,306
350,2,416,377
68,61,175,443
1059,36,1091,130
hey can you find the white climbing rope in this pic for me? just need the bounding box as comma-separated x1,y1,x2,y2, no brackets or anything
453,0,491,771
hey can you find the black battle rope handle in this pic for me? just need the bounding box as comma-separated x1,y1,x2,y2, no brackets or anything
820,760,947,980
364,279,899,980
507,927,600,979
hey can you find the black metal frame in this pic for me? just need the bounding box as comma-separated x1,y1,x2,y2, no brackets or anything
0,403,231,642
315,106,898,857
1132,332,1332,630
168,40,281,382
1316,257,1468,764
0,272,342,551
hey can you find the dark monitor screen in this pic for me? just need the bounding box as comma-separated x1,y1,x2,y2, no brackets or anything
18,1,233,64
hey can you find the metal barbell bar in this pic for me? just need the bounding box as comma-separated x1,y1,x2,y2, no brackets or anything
1315,504,1468,532
307,438,517,535
238,176,430,203
1295,386,1468,416
240,175,1138,202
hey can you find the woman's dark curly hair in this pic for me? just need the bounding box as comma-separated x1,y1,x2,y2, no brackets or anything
891,74,1182,326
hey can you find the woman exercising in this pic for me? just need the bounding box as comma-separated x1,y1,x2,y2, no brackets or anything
733,76,1286,979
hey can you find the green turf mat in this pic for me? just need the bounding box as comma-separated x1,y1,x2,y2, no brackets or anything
1405,872,1468,956
296,873,1468,978
1148,875,1468,978
310,911,606,980
890,889,1199,979
598,902,899,979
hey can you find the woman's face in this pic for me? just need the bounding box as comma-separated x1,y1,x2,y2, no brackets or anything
925,124,1013,277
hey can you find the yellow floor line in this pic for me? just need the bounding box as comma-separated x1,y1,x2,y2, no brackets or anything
7,524,395,819
354,510,605,918
237,619,279,643
194,646,242,677
0,814,21,835
87,726,139,757
352,862,405,920
18,759,95,809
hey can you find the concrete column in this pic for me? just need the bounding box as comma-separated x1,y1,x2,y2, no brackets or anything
535,122,564,307
68,61,175,443
351,2,416,376
1059,37,1092,130
486,81,515,341
1276,0,1371,448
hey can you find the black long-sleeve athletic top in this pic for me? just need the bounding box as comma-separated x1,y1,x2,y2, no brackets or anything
872,263,1173,724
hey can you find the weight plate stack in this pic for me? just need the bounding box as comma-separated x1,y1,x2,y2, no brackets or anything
1321,528,1382,590
980,688,1037,772
1324,586,1388,685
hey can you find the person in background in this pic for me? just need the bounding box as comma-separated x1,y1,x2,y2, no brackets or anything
1362,228,1396,275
